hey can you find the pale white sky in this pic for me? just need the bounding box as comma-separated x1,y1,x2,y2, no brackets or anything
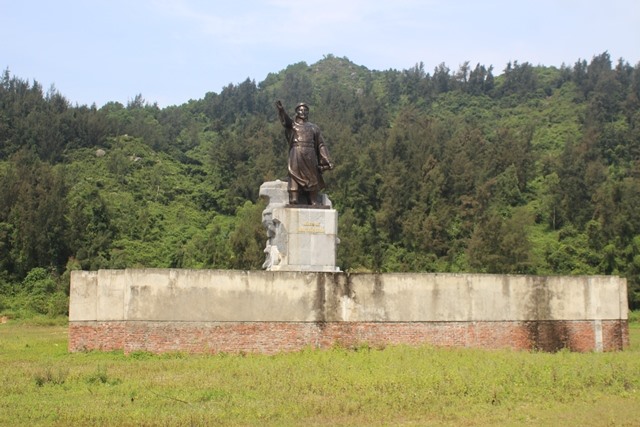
1,0,638,107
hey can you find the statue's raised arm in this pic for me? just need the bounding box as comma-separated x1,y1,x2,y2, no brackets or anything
275,100,291,128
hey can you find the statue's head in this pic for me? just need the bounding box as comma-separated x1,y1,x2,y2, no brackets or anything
295,102,309,120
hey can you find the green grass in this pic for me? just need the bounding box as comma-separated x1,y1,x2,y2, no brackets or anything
1,321,639,426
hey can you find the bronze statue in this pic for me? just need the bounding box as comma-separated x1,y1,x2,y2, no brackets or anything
275,100,333,206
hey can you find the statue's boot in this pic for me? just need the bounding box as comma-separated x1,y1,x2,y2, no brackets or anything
289,191,299,205
309,190,320,206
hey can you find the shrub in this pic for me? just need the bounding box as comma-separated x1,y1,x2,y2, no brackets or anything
0,268,69,318
47,291,69,316
22,268,56,295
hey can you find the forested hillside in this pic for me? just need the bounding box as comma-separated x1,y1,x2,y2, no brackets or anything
1,51,639,314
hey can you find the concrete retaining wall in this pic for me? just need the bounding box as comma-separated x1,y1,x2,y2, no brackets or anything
69,269,629,353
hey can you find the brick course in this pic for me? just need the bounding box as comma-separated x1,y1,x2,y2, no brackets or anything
68,319,629,354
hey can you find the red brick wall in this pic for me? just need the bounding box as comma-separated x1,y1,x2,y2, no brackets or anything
68,320,629,354
603,320,630,351
68,321,125,352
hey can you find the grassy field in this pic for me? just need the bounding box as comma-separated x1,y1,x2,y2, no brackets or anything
1,320,639,426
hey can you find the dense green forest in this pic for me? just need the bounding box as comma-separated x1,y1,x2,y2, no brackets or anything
1,51,639,316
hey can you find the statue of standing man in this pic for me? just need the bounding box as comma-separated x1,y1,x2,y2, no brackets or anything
275,100,333,206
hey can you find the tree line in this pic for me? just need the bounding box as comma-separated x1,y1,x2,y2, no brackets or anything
1,51,639,316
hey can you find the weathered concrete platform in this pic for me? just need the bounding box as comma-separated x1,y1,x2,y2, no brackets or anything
69,269,629,354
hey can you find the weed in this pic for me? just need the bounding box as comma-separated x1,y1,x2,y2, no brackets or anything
197,389,230,402
86,365,121,385
353,342,372,352
33,367,68,386
128,350,155,360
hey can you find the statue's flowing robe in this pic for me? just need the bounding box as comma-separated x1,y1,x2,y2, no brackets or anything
279,113,332,192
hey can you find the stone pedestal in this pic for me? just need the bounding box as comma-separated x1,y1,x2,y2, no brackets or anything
260,180,339,272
